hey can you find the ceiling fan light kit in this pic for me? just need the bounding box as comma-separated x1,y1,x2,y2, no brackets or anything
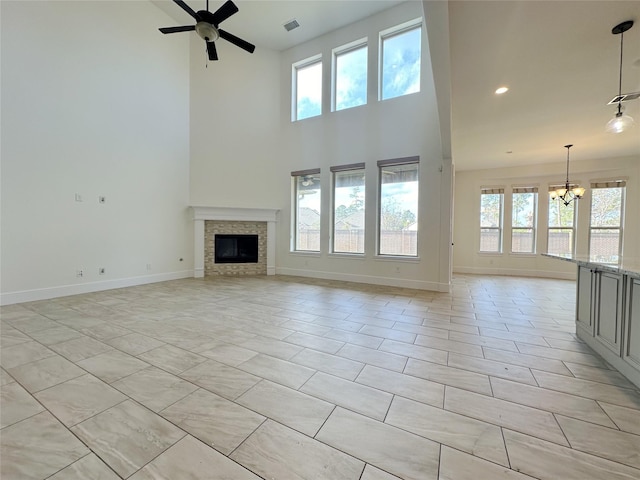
606,20,635,133
159,0,255,61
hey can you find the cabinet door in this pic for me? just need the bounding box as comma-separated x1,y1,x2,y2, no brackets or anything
624,277,640,370
595,272,624,355
576,266,594,335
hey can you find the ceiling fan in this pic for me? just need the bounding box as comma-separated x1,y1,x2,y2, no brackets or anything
159,0,255,61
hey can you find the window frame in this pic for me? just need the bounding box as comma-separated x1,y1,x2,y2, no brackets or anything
330,163,366,254
292,54,323,122
331,38,368,113
547,184,577,257
291,168,322,252
379,17,422,101
377,156,420,257
511,186,538,254
588,180,626,263
479,187,504,254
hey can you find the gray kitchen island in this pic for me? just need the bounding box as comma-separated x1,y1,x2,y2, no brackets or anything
545,254,640,389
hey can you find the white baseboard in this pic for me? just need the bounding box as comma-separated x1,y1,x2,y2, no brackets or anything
0,270,193,306
276,267,450,292
453,266,576,281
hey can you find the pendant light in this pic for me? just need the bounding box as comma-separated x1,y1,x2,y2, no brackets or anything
550,145,585,206
605,20,635,134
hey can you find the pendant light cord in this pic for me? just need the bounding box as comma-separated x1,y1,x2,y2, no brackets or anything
565,146,571,185
617,30,624,115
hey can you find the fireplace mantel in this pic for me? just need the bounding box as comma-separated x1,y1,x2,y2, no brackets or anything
190,206,279,277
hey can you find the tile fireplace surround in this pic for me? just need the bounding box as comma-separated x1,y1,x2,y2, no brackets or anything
191,207,279,278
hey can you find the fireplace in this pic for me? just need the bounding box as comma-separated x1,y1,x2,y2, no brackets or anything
191,206,278,277
215,234,258,263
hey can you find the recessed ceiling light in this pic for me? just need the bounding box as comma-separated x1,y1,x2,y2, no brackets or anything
495,87,509,95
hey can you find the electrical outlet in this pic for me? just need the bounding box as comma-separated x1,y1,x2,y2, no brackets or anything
74,193,83,202
99,267,106,275
146,263,152,271
76,269,84,277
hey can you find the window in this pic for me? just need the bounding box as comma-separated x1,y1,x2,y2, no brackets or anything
548,186,576,257
589,180,625,263
378,157,419,256
332,164,365,253
480,187,504,253
293,56,322,121
511,187,538,254
292,169,321,251
333,40,368,111
380,19,421,101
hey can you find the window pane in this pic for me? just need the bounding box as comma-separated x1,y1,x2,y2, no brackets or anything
480,193,502,227
548,197,575,227
480,192,502,253
512,193,536,228
548,228,574,256
591,188,622,227
335,45,367,111
296,61,322,120
381,25,421,100
333,170,365,253
480,229,501,252
590,229,620,263
512,228,535,253
295,174,321,251
379,163,418,256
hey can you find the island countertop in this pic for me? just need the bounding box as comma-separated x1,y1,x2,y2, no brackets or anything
543,253,640,278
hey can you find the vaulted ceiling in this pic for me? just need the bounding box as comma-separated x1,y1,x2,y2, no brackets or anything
152,0,640,171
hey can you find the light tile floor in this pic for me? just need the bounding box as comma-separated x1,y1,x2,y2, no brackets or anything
2,274,640,479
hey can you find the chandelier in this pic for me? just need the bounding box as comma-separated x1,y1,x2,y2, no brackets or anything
550,145,585,206
605,20,635,134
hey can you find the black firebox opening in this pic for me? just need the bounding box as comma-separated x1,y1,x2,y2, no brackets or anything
214,234,259,264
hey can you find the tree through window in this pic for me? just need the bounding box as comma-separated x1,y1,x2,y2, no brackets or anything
378,157,419,256
589,180,625,263
332,164,365,253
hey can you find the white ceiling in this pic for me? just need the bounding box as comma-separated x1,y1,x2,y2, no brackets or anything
151,0,640,171
450,1,640,171
152,0,405,51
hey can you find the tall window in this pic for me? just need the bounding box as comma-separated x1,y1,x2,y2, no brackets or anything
333,40,368,111
589,180,625,263
292,169,321,251
480,187,504,253
512,187,538,254
332,164,366,254
548,186,576,257
378,157,419,256
293,55,322,121
380,19,421,101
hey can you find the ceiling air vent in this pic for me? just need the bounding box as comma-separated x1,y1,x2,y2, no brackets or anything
607,92,640,104
283,19,300,32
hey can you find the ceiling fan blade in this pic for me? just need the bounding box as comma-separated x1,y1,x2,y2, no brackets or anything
173,0,199,20
159,25,196,34
219,29,255,53
207,41,219,61
211,0,238,26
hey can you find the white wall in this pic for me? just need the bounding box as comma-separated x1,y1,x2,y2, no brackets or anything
188,35,282,208
453,155,640,279
274,1,453,291
1,1,192,304
187,2,453,292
